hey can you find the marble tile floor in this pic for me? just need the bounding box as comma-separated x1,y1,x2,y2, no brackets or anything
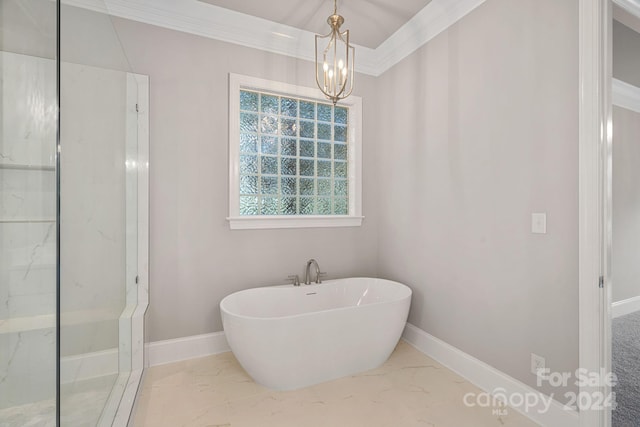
0,374,118,427
133,341,539,427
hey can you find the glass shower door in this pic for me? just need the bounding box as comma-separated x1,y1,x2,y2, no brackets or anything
58,65,148,426
58,62,129,426
58,3,148,425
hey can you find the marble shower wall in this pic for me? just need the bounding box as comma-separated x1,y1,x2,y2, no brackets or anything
0,51,57,409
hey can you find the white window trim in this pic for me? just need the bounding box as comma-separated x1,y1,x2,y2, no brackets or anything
227,73,363,230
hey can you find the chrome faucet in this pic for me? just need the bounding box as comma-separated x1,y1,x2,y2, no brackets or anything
304,259,325,285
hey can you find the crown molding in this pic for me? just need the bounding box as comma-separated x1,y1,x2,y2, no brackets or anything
373,0,486,74
613,0,640,19
613,78,640,113
62,0,486,77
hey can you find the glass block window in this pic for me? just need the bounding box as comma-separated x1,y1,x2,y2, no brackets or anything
238,90,349,216
229,74,362,229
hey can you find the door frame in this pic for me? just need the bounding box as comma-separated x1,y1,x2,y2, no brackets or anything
581,1,640,426
578,0,611,426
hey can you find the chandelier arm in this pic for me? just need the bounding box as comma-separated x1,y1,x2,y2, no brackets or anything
333,27,338,97
323,37,334,57
315,36,326,95
336,29,349,43
345,47,355,97
334,31,351,99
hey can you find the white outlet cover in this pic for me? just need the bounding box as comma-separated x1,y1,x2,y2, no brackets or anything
531,353,546,375
531,213,547,234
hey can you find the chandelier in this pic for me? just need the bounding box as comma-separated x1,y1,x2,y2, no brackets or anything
315,0,355,105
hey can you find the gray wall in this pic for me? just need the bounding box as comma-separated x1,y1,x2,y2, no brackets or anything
110,18,381,342
375,0,579,398
614,4,640,35
612,106,640,303
612,18,640,303
614,19,640,88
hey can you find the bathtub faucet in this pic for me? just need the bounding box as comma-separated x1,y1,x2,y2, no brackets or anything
304,259,325,285
287,275,301,286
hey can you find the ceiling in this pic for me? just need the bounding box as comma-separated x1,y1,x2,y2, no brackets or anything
56,0,486,76
198,0,433,49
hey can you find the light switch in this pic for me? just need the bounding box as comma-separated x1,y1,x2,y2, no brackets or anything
531,213,547,234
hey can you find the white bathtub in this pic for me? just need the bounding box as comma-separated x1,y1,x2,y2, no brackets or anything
220,277,411,390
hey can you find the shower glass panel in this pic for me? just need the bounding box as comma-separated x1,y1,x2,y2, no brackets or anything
58,64,133,425
59,2,147,426
0,0,58,425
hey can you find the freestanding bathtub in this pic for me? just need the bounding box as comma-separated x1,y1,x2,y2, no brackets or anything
220,277,411,390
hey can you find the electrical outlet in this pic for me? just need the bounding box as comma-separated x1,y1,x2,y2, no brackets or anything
531,213,547,234
531,353,546,375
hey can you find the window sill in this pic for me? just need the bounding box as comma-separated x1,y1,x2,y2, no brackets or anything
227,215,364,230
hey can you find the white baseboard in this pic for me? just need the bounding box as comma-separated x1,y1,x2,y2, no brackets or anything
146,331,230,366
60,348,119,384
402,323,579,427
59,333,230,383
612,295,640,318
